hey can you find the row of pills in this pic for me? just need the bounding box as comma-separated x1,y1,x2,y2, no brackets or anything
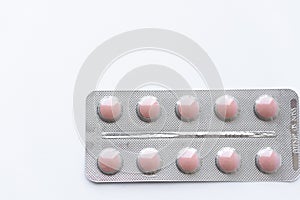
97,94,279,123
97,147,282,175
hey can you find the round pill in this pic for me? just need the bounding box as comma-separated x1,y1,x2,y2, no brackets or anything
254,95,279,121
216,147,241,174
176,147,200,174
214,95,239,121
256,147,281,174
98,96,122,122
175,95,200,122
97,148,123,175
137,148,162,174
137,96,161,122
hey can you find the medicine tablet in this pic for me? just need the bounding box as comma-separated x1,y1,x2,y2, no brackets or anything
175,95,200,122
176,147,200,174
98,96,122,122
214,95,239,121
256,147,282,174
216,147,241,174
137,96,161,122
137,148,162,174
254,95,279,121
97,148,123,175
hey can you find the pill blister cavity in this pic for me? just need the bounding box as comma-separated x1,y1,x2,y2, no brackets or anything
137,96,161,122
254,95,279,121
175,95,200,122
137,148,162,174
98,96,122,122
214,95,239,121
255,147,282,174
97,148,123,175
176,147,200,174
216,147,241,174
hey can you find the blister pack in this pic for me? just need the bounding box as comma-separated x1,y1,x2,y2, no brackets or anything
85,89,299,182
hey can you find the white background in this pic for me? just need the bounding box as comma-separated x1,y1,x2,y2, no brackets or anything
0,0,300,199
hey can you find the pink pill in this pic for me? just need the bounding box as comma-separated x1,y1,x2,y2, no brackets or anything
176,147,200,174
256,147,282,174
216,147,241,174
175,95,200,122
254,95,279,121
98,96,122,122
97,148,123,175
214,95,239,121
137,148,162,174
137,96,161,122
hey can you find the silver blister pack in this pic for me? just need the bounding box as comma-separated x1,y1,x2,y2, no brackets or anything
85,89,300,182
